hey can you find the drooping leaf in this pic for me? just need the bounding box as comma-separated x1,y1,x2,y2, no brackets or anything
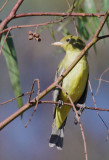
83,0,104,50
77,17,89,40
103,0,109,29
47,24,56,41
84,0,99,33
104,0,109,11
84,0,96,13
93,44,97,54
1,29,23,109
106,18,109,29
75,0,84,10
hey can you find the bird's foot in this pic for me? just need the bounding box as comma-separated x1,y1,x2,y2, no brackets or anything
74,103,85,125
57,100,64,108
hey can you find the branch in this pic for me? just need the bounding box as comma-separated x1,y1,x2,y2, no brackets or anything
0,29,10,55
95,67,109,96
39,101,109,112
56,84,88,160
0,0,9,12
0,4,75,35
14,12,106,19
88,80,109,137
0,0,23,32
0,9,109,131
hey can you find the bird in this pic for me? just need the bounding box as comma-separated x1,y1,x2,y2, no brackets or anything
49,35,89,150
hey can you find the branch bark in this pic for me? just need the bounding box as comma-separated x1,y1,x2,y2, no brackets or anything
0,0,23,32
13,12,106,19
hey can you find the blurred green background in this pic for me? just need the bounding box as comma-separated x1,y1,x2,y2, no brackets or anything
0,0,109,160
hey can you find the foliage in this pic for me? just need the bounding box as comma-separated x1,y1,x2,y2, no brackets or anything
0,24,23,109
38,0,109,42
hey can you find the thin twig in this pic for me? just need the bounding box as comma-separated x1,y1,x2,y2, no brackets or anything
95,68,109,96
1,95,109,111
88,80,109,140
0,4,77,35
0,0,9,12
0,0,23,32
14,12,106,19
0,91,34,106
94,9,109,38
25,79,40,128
56,84,88,160
98,35,109,40
96,78,109,83
0,29,10,55
38,101,109,111
66,0,79,36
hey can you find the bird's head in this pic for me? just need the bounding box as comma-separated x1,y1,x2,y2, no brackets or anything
52,35,85,51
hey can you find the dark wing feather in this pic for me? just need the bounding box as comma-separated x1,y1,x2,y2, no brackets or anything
52,67,65,103
77,74,89,105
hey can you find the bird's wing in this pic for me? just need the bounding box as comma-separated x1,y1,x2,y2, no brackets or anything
52,66,65,103
77,74,89,105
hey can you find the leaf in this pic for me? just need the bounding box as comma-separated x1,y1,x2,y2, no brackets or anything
84,0,98,31
93,44,97,54
1,30,23,109
82,27,89,40
103,0,109,11
106,18,109,29
103,0,109,29
77,17,89,40
84,0,104,47
47,25,56,41
75,0,84,10
50,28,56,41
84,0,96,13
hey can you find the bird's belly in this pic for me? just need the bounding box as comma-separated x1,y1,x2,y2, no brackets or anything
60,61,88,103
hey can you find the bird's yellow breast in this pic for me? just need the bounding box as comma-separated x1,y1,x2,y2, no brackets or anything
56,50,89,129
61,56,88,102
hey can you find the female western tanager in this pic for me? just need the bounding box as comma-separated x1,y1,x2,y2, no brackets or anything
49,35,89,150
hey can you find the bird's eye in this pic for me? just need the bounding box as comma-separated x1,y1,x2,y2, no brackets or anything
66,39,70,42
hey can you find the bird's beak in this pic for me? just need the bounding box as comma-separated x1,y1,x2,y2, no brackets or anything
51,41,64,47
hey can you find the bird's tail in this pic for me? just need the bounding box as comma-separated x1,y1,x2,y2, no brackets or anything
49,118,66,150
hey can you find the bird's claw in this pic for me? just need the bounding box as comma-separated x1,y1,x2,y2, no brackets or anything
74,103,86,125
57,100,64,108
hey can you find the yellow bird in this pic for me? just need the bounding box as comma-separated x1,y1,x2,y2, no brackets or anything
49,35,89,150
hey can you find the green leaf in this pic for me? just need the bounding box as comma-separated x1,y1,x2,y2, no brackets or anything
75,0,84,10
84,0,104,42
107,18,109,29
103,0,109,29
1,30,23,109
47,24,56,41
93,44,97,54
84,0,96,13
82,27,89,40
77,17,89,40
50,28,56,41
103,0,109,11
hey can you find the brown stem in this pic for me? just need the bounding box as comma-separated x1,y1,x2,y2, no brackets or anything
0,0,9,12
39,101,109,111
56,84,88,160
0,0,23,32
14,12,106,19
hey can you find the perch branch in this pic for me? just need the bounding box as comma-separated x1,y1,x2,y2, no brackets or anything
56,84,88,160
14,12,106,19
0,0,23,32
